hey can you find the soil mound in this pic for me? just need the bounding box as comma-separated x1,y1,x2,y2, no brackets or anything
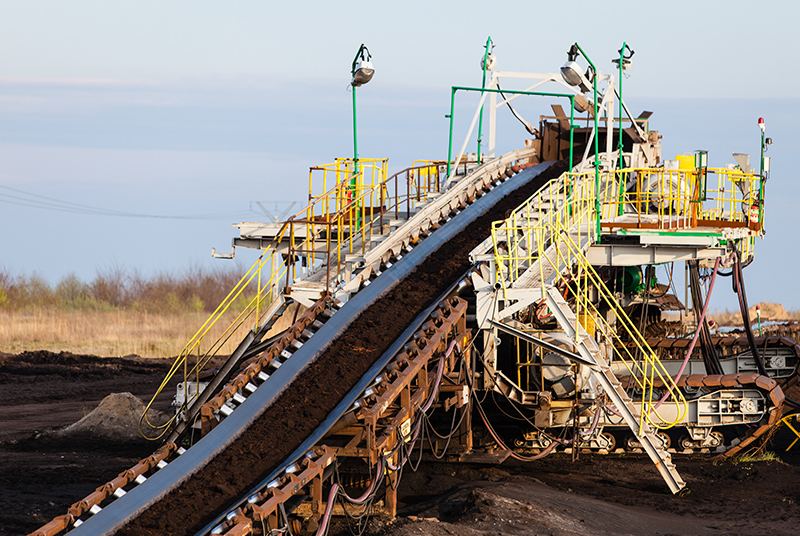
750,302,791,321
52,392,169,442
380,478,714,536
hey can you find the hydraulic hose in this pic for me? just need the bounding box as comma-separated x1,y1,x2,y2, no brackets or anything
732,250,800,408
732,249,768,376
688,260,723,375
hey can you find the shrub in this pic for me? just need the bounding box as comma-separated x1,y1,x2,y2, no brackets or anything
0,264,254,313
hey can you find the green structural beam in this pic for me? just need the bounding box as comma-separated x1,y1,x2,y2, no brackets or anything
446,86,575,177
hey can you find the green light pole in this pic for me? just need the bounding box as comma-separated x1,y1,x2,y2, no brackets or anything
615,43,634,217
571,43,601,240
350,44,374,183
616,43,634,170
477,36,493,162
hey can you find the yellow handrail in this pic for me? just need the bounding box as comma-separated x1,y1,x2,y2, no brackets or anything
540,222,688,429
141,156,466,439
572,166,763,234
490,169,688,431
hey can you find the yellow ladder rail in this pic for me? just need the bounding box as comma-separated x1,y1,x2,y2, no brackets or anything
540,221,688,429
142,157,465,440
490,168,688,429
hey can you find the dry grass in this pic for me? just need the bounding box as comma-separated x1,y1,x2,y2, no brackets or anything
0,265,259,358
0,265,249,314
0,308,254,358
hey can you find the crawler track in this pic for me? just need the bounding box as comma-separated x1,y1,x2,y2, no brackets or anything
64,161,564,536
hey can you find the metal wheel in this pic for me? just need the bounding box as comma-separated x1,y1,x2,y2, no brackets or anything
599,432,616,451
678,434,695,451
656,431,671,450
624,434,641,451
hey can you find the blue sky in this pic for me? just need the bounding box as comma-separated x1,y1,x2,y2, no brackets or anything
0,1,798,309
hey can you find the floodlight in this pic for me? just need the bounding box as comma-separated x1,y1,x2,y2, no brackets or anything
352,59,374,87
560,45,593,93
481,52,497,71
351,45,374,87
560,61,593,93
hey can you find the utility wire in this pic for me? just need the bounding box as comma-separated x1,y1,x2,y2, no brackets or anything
0,183,256,220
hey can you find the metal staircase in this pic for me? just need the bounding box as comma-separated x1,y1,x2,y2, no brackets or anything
545,288,685,493
491,168,687,493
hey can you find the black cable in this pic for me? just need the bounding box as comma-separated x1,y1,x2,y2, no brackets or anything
496,82,537,136
688,260,723,374
729,249,800,408
732,249,768,377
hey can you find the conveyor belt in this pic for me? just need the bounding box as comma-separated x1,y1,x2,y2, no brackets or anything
69,160,561,536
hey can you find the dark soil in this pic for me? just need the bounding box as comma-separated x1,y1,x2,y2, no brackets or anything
0,350,175,443
352,451,800,536
0,351,175,536
2,350,800,536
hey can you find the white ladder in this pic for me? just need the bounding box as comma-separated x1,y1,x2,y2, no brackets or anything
545,288,685,493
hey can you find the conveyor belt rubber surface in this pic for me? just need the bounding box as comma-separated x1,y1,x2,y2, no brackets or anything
74,160,563,536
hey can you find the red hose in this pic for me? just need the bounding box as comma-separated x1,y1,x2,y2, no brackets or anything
653,256,721,411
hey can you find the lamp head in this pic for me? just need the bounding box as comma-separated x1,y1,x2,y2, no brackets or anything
612,57,633,70
352,59,374,87
560,61,583,86
613,44,635,70
481,52,497,72
560,61,593,93
573,93,591,113
351,45,374,87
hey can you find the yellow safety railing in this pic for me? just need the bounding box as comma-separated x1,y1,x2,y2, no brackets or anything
142,156,469,439
491,171,595,288
409,160,448,202
570,166,764,233
490,169,687,431
539,222,688,430
140,227,293,439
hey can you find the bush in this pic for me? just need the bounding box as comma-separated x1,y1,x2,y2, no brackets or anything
0,264,252,313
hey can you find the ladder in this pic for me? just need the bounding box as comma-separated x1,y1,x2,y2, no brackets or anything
546,288,685,493
492,170,687,493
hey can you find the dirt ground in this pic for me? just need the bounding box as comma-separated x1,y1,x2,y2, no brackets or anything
0,351,176,535
2,351,800,536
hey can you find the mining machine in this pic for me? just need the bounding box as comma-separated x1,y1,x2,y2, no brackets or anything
31,39,796,536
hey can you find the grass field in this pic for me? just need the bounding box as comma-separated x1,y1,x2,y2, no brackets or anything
0,308,251,357
0,266,257,358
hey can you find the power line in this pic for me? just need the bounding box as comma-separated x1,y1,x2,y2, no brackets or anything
0,183,258,220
